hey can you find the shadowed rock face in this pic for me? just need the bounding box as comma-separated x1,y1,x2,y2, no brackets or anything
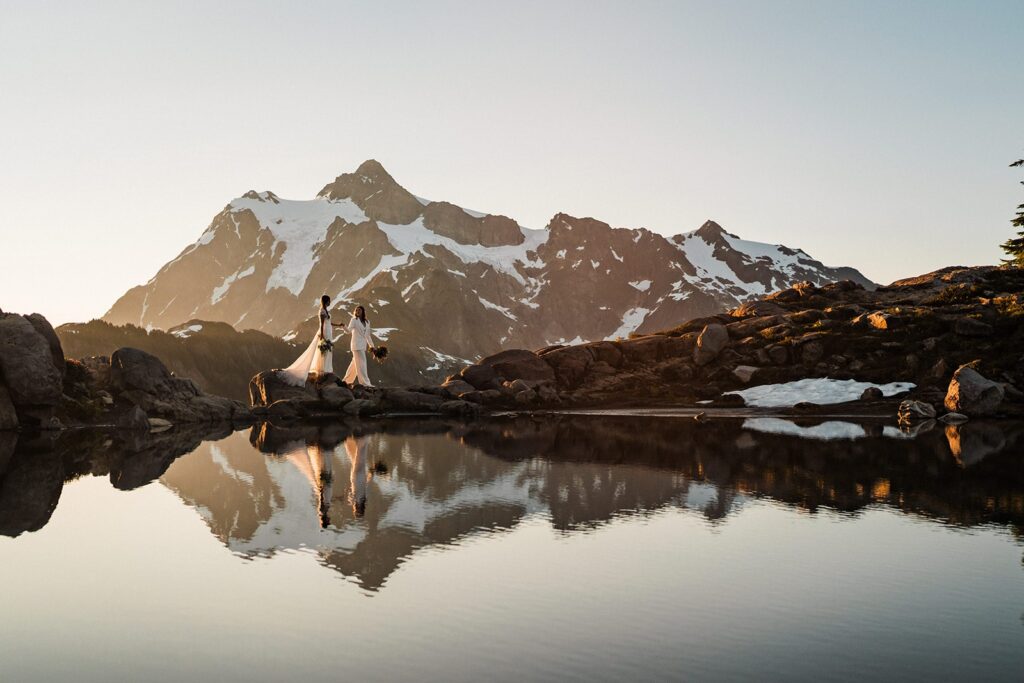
101,160,871,387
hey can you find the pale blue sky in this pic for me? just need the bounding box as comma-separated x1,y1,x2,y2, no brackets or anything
1,0,1021,324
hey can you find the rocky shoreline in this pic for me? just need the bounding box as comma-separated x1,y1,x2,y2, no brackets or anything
3,265,1022,436
1,308,250,433
437,265,1024,423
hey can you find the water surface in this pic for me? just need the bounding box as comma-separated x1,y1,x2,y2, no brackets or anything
1,416,1023,682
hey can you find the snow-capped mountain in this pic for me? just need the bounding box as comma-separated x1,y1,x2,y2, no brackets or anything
104,160,872,383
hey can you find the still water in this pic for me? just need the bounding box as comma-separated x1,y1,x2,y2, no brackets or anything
1,415,1023,682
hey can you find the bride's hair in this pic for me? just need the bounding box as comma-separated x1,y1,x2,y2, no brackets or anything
321,294,330,307
354,305,367,325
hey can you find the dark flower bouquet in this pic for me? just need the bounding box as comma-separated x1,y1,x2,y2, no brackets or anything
370,345,389,363
318,338,334,354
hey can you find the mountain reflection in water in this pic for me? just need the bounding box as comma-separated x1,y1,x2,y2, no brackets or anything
2,415,1023,592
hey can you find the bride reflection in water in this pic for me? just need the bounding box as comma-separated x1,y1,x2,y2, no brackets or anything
283,442,333,529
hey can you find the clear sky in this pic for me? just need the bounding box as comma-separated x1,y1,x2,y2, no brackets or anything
1,0,1022,325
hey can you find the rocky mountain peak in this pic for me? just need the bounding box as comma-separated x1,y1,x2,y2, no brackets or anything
240,190,280,204
694,220,730,241
317,159,422,225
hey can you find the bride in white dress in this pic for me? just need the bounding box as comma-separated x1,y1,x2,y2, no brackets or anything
278,294,334,386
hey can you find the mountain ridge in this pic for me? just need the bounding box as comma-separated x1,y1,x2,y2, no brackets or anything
103,160,874,384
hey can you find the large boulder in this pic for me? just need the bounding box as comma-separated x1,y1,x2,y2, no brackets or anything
0,314,63,408
486,350,555,385
24,314,65,379
110,348,173,394
693,324,728,367
944,364,1005,417
248,370,316,407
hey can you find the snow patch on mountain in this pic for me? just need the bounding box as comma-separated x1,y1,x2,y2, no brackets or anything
606,307,650,340
211,265,255,304
227,193,368,295
376,217,546,286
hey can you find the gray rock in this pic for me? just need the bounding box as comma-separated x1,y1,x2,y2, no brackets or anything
693,324,728,367
938,412,968,425
0,314,63,408
860,387,883,400
459,363,499,390
944,364,1004,416
732,366,759,384
248,369,315,407
110,348,173,394
441,379,476,397
897,400,937,425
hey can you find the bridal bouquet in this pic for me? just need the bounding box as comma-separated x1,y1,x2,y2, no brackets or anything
318,338,334,353
370,345,389,363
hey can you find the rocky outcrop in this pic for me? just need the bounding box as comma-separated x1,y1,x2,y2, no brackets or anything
443,266,1024,413
0,311,252,432
0,312,65,429
247,369,481,420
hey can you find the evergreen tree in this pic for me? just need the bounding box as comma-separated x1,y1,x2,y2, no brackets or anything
1002,158,1024,266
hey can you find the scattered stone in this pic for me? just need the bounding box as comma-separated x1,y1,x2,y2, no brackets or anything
898,400,937,425
732,365,759,384
441,379,475,397
944,364,1005,417
147,418,173,432
693,324,729,367
860,387,883,400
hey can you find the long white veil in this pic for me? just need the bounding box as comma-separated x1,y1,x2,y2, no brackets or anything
278,335,320,387
278,303,333,387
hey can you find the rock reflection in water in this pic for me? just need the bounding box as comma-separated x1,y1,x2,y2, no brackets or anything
2,415,1024,591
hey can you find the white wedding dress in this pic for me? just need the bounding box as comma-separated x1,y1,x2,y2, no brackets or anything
278,308,333,386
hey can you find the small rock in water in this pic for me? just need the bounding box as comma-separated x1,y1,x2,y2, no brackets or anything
938,412,968,425
897,400,937,425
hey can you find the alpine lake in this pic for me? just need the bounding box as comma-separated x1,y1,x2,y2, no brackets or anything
1,412,1023,682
